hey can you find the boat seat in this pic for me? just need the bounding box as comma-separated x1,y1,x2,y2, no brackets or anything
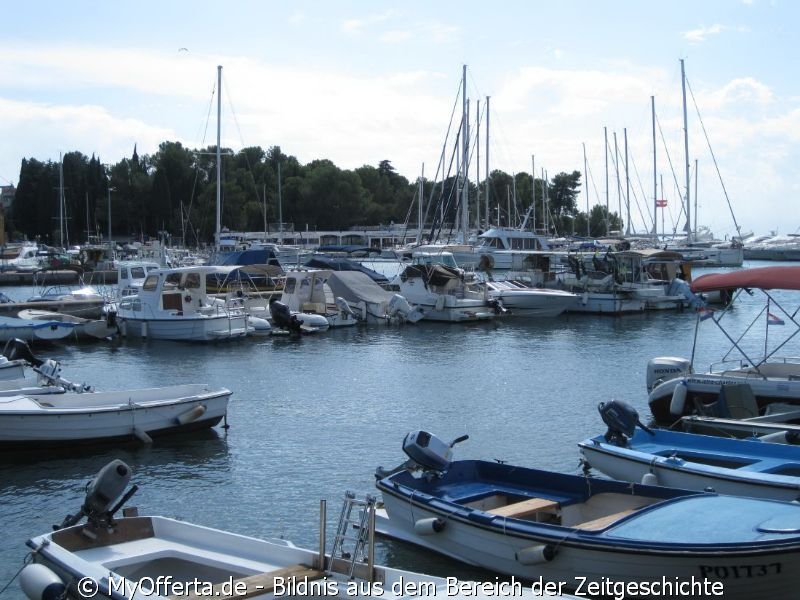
487,497,559,518
720,383,759,418
173,563,324,600
572,508,638,531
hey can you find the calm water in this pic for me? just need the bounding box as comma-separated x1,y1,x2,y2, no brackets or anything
0,264,797,591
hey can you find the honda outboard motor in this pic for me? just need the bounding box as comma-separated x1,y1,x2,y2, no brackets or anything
2,338,44,367
376,431,469,478
646,356,691,392
55,459,138,530
269,299,302,334
598,400,654,447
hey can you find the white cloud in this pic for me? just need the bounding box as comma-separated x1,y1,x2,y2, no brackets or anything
684,24,725,43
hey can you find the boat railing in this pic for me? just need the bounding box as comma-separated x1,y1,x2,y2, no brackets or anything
714,357,800,379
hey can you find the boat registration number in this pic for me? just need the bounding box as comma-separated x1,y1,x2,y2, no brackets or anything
699,563,781,579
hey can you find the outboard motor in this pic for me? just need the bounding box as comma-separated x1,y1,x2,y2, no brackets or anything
598,400,654,447
387,294,424,323
269,299,302,334
55,459,138,530
376,431,468,478
646,356,691,392
2,338,44,367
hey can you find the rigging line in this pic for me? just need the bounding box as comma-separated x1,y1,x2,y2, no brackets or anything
627,151,652,234
221,76,264,207
685,76,742,238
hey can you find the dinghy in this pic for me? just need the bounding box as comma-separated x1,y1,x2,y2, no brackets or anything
21,460,577,599
375,430,800,599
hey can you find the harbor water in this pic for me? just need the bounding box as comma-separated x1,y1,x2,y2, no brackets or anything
1,264,798,591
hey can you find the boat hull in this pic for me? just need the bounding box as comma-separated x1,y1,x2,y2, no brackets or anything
377,461,800,599
0,384,230,447
117,315,249,341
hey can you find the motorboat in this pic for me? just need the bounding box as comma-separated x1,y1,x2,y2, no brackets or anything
578,399,800,502
0,382,231,449
447,227,552,271
647,266,800,424
0,338,93,397
115,260,161,299
479,278,578,317
325,271,423,324
20,460,577,600
279,269,360,328
396,263,501,322
0,314,76,343
16,308,118,340
375,430,800,599
115,265,254,341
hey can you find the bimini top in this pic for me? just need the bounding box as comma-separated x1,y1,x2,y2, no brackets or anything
690,266,800,293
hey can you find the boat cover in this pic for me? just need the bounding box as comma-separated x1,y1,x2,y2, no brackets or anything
304,257,388,284
327,271,397,305
691,266,800,292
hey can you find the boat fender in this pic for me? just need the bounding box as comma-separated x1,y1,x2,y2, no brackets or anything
581,290,589,306
515,544,556,565
758,431,791,445
176,404,207,425
641,472,658,486
669,380,688,416
434,295,446,312
133,427,153,444
19,563,67,600
413,517,446,535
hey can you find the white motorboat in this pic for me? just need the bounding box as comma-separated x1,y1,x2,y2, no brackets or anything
115,260,161,299
480,279,578,317
0,314,75,342
0,338,95,398
115,265,253,341
447,227,552,271
375,430,800,599
396,263,501,322
17,308,118,340
326,271,424,324
21,460,577,600
647,266,800,424
280,269,359,328
0,382,231,448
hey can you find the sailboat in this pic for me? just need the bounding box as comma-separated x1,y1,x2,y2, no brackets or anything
665,60,744,267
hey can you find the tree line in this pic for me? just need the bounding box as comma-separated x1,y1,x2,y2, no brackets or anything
8,142,623,247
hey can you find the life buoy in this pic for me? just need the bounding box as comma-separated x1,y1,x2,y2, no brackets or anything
184,294,192,303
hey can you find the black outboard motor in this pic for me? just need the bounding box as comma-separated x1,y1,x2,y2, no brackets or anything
55,459,138,530
2,338,44,367
269,299,302,334
598,400,654,447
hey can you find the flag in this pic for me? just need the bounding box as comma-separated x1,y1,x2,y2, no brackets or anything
698,307,715,321
768,312,785,326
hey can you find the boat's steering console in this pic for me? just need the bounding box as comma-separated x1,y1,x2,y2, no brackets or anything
376,430,468,479
598,400,654,447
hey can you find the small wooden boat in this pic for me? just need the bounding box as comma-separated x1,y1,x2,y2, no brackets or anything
376,430,800,599
579,400,800,501
21,460,577,600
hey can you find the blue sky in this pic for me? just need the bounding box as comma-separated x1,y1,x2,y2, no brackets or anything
1,0,796,238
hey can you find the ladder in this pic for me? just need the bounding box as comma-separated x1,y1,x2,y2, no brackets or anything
327,491,376,579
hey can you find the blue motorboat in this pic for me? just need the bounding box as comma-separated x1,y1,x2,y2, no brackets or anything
579,400,800,501
375,430,800,599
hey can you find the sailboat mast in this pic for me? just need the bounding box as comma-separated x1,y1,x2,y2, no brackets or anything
681,58,691,244
278,161,283,244
651,96,657,236
59,153,65,248
215,65,222,251
484,95,490,229
582,144,589,237
460,64,469,240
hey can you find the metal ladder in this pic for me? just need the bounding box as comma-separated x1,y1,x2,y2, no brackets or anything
327,491,376,579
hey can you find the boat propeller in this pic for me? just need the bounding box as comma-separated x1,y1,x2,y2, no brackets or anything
375,430,469,479
598,400,654,447
54,459,138,531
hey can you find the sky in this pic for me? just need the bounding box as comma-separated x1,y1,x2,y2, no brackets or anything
1,0,797,239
